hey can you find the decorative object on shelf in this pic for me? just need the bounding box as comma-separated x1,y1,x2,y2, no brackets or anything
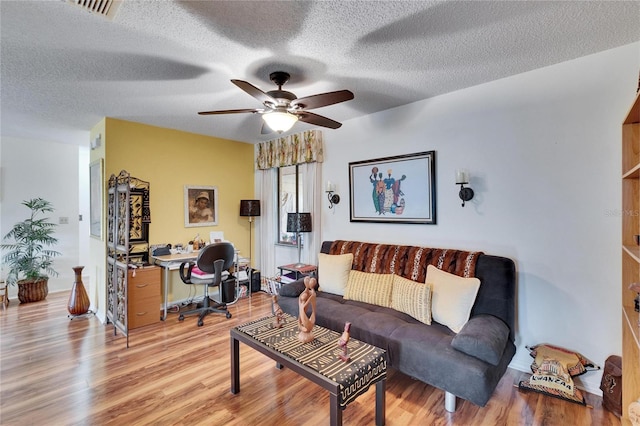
68,266,91,317
325,181,340,209
630,283,640,312
1,198,60,304
297,276,317,343
239,200,261,266
455,169,475,207
272,295,284,328
184,185,218,227
337,322,352,362
287,212,312,267
349,151,436,224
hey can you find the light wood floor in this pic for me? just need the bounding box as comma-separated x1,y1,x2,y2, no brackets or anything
0,291,619,426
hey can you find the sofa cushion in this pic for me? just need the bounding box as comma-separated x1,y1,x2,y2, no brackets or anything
317,253,353,296
278,279,306,297
451,315,510,366
391,274,432,325
343,270,393,307
427,264,480,333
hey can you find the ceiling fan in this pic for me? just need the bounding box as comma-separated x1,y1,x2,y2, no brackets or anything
198,71,354,134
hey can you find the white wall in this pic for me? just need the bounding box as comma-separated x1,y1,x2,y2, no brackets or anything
0,136,88,298
320,42,640,395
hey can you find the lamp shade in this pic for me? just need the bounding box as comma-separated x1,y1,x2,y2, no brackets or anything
287,212,312,233
262,110,298,133
239,200,261,217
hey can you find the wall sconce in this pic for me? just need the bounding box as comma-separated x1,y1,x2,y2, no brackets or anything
455,169,474,207
325,181,340,209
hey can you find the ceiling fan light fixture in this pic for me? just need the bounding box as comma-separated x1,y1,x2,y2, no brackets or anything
263,110,298,133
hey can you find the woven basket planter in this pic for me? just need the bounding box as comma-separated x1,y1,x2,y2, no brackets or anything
17,278,49,303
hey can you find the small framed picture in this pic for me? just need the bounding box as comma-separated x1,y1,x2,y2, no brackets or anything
348,151,436,224
184,185,218,227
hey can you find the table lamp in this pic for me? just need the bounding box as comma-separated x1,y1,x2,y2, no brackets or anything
239,200,260,266
287,212,312,267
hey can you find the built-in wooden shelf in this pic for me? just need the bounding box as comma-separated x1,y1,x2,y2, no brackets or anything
621,92,640,425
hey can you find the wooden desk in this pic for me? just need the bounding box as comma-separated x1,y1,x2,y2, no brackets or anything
151,249,245,320
151,251,200,320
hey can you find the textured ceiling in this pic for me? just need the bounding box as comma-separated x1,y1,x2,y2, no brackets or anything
1,1,639,145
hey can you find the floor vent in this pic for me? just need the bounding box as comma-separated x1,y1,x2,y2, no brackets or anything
67,0,122,20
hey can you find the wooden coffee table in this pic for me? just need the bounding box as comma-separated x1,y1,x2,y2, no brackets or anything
230,314,387,426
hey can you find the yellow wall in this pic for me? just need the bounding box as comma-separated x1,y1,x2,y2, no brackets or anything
104,118,255,303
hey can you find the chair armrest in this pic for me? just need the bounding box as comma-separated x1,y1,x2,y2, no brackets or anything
451,314,510,366
178,261,196,284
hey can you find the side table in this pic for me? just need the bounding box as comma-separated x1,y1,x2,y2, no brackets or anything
278,263,317,280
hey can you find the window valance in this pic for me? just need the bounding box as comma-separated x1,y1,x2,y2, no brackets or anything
255,130,324,170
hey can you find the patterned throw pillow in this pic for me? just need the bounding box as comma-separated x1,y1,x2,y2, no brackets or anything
343,270,394,307
391,274,432,325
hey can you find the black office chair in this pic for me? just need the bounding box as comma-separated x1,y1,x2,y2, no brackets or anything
178,242,235,326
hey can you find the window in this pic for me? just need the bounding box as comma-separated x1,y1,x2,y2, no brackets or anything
278,165,305,245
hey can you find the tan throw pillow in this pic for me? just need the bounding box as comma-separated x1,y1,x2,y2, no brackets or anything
391,275,432,325
426,264,480,333
344,270,394,307
317,253,353,296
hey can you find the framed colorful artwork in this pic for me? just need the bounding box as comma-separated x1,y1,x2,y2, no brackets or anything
349,151,436,224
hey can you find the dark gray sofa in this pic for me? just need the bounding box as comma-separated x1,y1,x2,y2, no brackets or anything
277,240,516,411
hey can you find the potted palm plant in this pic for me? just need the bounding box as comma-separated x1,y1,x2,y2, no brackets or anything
1,198,61,303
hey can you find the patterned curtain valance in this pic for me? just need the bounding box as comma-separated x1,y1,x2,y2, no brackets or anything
255,130,324,170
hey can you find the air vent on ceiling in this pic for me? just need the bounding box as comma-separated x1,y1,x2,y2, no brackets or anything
67,0,122,20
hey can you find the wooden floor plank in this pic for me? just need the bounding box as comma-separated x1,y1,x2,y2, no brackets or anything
0,292,620,425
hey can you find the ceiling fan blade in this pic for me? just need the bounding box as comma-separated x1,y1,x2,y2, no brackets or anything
232,79,278,106
297,111,342,129
198,108,260,115
290,90,354,110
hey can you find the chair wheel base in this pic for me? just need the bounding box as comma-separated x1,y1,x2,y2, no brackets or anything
226,311,232,319
197,320,204,327
178,314,184,321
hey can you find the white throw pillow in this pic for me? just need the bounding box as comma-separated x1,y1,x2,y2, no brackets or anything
426,264,480,333
317,253,353,296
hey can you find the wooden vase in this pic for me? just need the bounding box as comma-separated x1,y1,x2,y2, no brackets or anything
67,266,90,315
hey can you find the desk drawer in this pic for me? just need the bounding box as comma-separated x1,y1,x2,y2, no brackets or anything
128,267,160,299
129,280,159,299
128,298,160,329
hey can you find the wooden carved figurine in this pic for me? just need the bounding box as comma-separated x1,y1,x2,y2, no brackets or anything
298,276,317,343
338,322,352,362
272,295,284,328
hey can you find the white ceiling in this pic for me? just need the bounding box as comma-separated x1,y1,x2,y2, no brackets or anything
1,1,639,145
